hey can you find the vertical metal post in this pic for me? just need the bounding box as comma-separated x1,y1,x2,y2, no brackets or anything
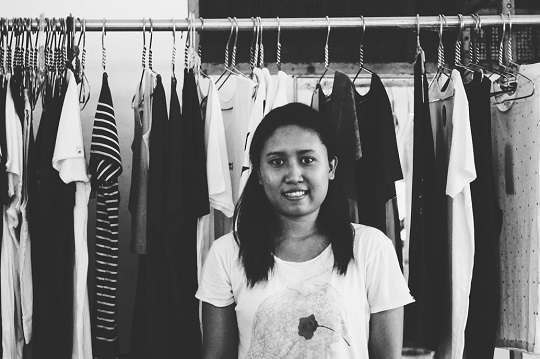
188,0,200,55
500,0,517,63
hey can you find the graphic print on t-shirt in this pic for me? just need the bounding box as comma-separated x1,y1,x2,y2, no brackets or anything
246,280,350,359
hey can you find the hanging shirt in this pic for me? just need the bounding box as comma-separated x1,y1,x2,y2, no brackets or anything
262,68,276,115
312,71,362,223
404,52,448,352
428,70,476,359
52,70,92,359
464,73,502,359
19,88,33,345
197,76,234,281
129,69,156,255
239,68,266,193
491,62,540,353
32,78,73,359
89,72,122,359
178,68,207,356
272,70,289,110
1,74,24,359
354,73,403,236
196,224,414,359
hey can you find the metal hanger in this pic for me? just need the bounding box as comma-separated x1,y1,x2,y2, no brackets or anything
77,18,90,110
316,16,337,87
101,18,106,73
257,17,264,68
217,17,249,90
198,16,209,79
352,15,374,84
215,16,234,87
276,17,282,72
492,13,535,103
148,18,155,72
171,18,177,78
429,15,452,88
249,17,259,74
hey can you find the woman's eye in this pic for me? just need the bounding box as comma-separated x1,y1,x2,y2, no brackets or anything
269,159,284,166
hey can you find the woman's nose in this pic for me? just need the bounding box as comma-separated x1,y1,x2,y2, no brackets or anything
284,162,303,183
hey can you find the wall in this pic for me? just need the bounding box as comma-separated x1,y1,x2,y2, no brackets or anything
3,0,188,354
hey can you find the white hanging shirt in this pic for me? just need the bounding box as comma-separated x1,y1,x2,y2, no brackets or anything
272,70,289,110
239,68,266,194
262,68,276,115
52,69,93,359
429,70,476,359
1,74,25,359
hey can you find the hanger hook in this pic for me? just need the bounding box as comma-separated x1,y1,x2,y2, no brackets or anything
455,14,464,66
276,17,281,71
498,13,506,67
149,18,153,50
232,17,239,67
325,16,331,69
507,13,513,65
172,18,176,75
416,14,421,50
102,18,106,72
224,17,233,68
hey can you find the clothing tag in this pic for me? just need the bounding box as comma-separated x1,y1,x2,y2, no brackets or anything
504,143,515,195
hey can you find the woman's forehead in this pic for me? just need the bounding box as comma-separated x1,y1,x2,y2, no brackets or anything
263,125,325,151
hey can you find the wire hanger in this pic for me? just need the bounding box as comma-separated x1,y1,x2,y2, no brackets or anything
352,15,374,84
429,15,451,86
316,16,336,86
491,13,535,103
258,17,264,68
249,17,259,74
198,16,209,79
77,18,90,110
276,17,282,72
171,18,176,78
215,16,234,87
101,18,106,73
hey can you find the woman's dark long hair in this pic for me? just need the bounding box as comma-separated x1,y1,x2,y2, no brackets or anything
233,103,355,287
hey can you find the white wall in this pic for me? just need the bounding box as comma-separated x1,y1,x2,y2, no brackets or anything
3,0,188,354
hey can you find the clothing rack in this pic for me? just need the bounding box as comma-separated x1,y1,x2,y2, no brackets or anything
5,15,540,32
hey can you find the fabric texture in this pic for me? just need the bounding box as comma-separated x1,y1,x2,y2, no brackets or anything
52,70,93,359
89,72,122,359
464,73,502,359
491,62,540,352
404,52,449,351
428,70,476,359
32,79,74,359
196,224,413,359
312,71,362,223
129,69,156,255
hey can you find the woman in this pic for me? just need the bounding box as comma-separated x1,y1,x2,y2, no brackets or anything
196,103,413,358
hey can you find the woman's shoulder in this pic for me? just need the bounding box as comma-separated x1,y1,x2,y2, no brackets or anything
211,232,239,253
351,223,395,259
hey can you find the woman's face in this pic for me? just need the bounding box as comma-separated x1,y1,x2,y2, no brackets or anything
258,125,337,222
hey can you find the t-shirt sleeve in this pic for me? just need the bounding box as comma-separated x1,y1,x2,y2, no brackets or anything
53,70,90,184
195,235,236,307
365,233,414,313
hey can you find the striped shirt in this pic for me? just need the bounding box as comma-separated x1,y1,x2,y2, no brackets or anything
89,72,122,359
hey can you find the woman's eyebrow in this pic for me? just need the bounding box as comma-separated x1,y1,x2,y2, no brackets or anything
265,149,316,157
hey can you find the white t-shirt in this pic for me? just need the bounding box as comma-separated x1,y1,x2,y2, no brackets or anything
239,68,266,193
1,74,24,359
52,70,93,359
196,223,414,359
272,70,289,110
428,70,476,359
262,68,276,115
197,77,235,282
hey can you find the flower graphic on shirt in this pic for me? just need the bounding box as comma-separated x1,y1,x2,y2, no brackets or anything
298,314,350,346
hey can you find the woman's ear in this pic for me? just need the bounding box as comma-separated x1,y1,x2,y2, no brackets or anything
329,157,338,180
